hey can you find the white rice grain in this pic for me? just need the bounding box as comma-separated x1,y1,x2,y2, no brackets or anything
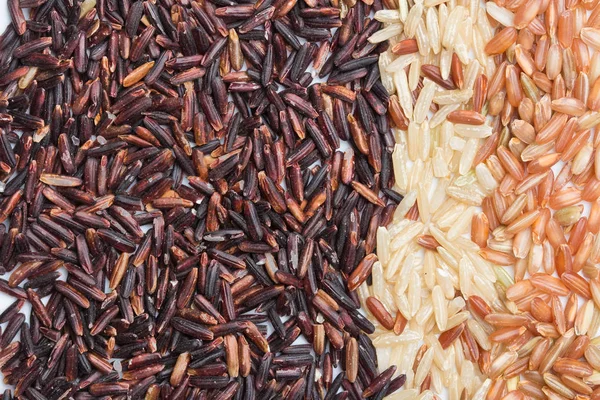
368,23,404,43
393,69,414,117
409,58,422,91
377,227,390,266
374,9,403,23
485,2,514,27
447,206,475,240
433,88,474,104
467,319,492,350
416,19,431,56
426,7,442,54
440,48,453,80
407,121,420,161
393,190,417,220
454,123,493,138
408,270,422,316
442,6,465,48
414,80,437,123
459,138,479,175
387,389,420,400
432,285,448,331
404,1,424,38
378,51,396,94
372,330,422,346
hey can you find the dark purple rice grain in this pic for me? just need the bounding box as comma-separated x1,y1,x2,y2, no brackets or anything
0,299,23,324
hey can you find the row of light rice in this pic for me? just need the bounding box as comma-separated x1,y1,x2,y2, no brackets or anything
363,0,600,398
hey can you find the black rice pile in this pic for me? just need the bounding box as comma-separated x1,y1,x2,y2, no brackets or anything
0,0,404,398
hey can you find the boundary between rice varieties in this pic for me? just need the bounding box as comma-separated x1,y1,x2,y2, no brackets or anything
366,0,503,397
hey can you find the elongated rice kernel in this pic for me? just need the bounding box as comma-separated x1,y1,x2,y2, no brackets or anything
432,285,448,331
374,9,402,23
426,8,441,54
484,27,517,55
486,2,515,27
581,27,600,51
393,69,414,118
459,138,480,175
404,2,424,39
434,89,474,105
409,59,422,91
414,80,437,124
369,24,404,43
442,6,465,49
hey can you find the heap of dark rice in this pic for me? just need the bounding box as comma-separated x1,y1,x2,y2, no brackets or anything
0,0,405,398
